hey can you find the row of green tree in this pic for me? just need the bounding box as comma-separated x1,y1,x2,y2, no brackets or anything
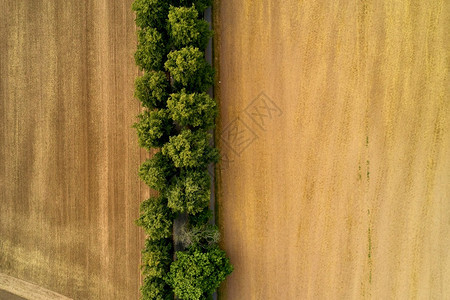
132,0,232,299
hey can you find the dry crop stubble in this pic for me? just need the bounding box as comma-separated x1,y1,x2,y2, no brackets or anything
0,1,147,299
216,0,449,299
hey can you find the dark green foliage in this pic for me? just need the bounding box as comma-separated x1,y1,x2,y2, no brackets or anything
165,247,233,300
162,129,219,168
136,196,174,240
134,109,174,150
164,46,214,92
139,152,176,191
135,28,167,71
168,5,212,50
173,0,212,13
167,90,217,128
165,169,210,214
141,277,173,300
188,207,213,227
141,239,173,278
132,0,169,30
135,71,170,109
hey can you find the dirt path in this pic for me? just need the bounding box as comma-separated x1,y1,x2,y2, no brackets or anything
216,1,449,299
0,1,146,299
0,274,71,300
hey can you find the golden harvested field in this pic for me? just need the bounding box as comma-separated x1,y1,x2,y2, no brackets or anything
0,0,146,299
215,0,449,299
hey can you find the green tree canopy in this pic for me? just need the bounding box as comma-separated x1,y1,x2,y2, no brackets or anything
134,109,174,150
165,247,233,300
135,27,167,71
168,5,212,50
139,151,176,192
172,0,212,13
165,168,210,214
135,196,174,241
167,90,216,129
188,207,213,227
141,238,173,279
161,129,219,168
164,46,214,92
132,0,169,30
141,277,173,300
135,71,170,109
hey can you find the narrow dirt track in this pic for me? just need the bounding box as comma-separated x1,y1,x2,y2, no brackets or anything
216,1,449,299
0,1,146,299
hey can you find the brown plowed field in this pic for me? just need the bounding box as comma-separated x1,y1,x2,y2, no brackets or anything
0,1,146,299
215,0,449,299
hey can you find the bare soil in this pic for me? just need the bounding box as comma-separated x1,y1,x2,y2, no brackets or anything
0,1,147,299
215,1,449,299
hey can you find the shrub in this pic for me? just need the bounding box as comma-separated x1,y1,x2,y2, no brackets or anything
136,196,174,240
132,0,169,30
141,277,173,300
165,169,210,214
164,46,214,92
168,5,212,50
139,152,176,192
167,90,217,129
141,239,173,279
135,71,170,109
165,247,233,300
161,129,219,168
134,109,174,150
135,28,167,71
